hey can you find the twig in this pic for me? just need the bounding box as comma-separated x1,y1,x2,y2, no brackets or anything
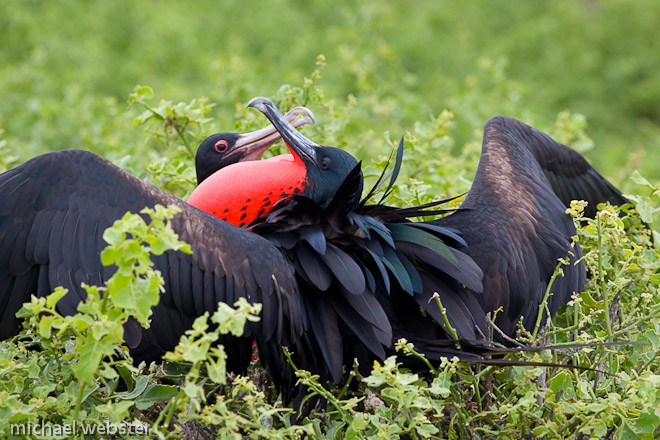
532,259,564,340
430,292,461,349
486,316,525,348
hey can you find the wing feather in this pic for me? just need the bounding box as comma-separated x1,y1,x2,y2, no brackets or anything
430,116,625,338
0,150,300,370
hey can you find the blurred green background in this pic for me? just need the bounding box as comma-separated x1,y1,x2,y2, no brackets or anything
2,0,659,190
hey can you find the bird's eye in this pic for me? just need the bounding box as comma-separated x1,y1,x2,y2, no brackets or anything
321,156,332,170
214,140,229,153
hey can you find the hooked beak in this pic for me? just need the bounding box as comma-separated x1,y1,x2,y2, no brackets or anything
247,97,320,166
229,106,315,161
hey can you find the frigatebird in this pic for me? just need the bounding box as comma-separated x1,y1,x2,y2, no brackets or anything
0,97,483,399
187,98,630,377
0,96,630,401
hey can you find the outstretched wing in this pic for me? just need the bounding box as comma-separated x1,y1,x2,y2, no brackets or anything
502,117,630,218
0,149,301,380
432,116,626,337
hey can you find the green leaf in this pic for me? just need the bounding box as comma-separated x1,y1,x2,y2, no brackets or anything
350,413,368,431
46,286,69,308
630,410,660,437
635,198,656,224
326,421,346,440
115,365,136,391
135,384,179,411
38,315,54,339
95,399,134,423
532,426,552,437
72,335,116,383
102,226,125,248
108,272,160,325
549,371,577,401
130,84,154,101
429,374,452,398
206,346,227,384
116,376,151,400
631,170,654,189
182,381,203,399
416,422,439,437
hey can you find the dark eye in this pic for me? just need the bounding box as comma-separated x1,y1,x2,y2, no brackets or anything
321,156,332,170
214,140,229,153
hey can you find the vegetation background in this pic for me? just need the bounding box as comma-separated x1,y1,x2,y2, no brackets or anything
1,1,660,439
2,0,660,183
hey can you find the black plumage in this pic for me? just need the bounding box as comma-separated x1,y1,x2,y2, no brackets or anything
0,151,304,383
0,107,474,403
431,116,630,338
243,145,484,381
242,107,632,369
0,99,631,406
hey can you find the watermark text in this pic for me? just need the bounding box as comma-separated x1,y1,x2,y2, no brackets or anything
11,420,150,437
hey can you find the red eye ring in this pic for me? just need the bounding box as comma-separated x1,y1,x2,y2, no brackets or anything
215,140,229,153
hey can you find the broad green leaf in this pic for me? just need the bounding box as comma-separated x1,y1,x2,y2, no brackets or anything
46,287,69,308
38,315,54,339
631,170,654,189
72,336,115,383
135,384,179,411
550,371,577,401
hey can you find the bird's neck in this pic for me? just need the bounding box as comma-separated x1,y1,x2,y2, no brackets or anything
187,154,308,227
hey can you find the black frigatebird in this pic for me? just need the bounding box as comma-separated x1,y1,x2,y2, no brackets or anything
0,96,631,402
216,97,485,379
0,97,483,399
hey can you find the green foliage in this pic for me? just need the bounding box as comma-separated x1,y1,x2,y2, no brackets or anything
2,0,660,183
127,85,217,198
1,205,190,438
0,129,20,173
3,79,660,440
100,205,192,326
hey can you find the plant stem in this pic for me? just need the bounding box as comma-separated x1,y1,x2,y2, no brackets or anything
337,369,355,400
174,124,194,157
573,294,580,342
471,373,483,412
73,382,87,422
596,214,614,367
532,259,563,341
432,293,461,349
99,286,110,315
282,347,352,423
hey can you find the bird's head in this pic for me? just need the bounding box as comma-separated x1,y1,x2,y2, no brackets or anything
195,107,315,184
247,97,361,207
188,98,360,226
